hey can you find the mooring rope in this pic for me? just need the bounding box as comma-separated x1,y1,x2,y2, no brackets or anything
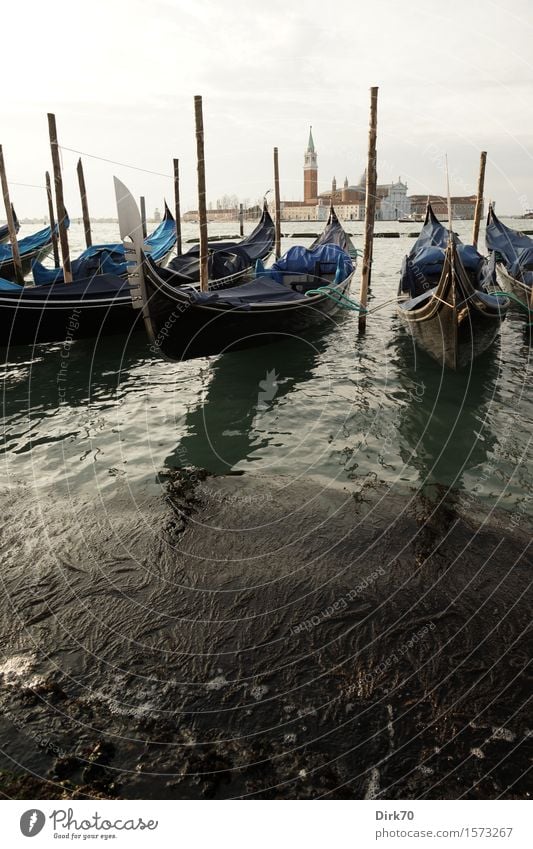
305,285,367,312
491,290,533,324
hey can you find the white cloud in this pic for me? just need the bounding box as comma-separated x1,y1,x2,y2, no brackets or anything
2,0,533,217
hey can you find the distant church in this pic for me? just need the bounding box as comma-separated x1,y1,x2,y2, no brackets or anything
281,127,411,221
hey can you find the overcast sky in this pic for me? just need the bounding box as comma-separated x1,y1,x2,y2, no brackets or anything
3,0,533,218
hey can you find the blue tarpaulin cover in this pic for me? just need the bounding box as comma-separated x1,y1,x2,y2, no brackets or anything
0,273,129,301
0,218,68,263
184,244,353,309
400,204,489,297
485,208,532,267
32,208,176,285
166,202,275,282
268,243,353,282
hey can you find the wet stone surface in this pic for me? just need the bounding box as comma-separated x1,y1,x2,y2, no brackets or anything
0,469,530,799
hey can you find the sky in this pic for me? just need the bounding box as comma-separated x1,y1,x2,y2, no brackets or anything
2,0,533,218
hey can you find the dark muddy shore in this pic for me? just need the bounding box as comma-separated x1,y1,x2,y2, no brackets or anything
0,470,530,799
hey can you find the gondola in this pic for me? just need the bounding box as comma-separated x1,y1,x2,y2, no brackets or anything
0,273,138,347
163,199,275,289
310,206,358,259
31,203,177,285
397,204,509,369
115,180,357,362
0,205,19,245
0,190,352,350
0,217,67,281
485,205,533,305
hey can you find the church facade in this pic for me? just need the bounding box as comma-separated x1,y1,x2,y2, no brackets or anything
278,128,411,221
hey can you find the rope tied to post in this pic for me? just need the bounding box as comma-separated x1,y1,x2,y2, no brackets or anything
305,286,367,312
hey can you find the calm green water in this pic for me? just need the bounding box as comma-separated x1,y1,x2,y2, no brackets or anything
1,219,531,514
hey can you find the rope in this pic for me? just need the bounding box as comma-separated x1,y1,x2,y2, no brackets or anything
58,146,172,178
491,290,533,324
305,285,367,312
7,181,46,189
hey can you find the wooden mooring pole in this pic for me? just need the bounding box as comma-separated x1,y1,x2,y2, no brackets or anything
139,196,147,239
194,95,209,292
274,147,281,259
47,113,72,283
45,171,60,267
76,158,92,248
358,86,379,333
0,145,24,284
471,150,487,250
173,158,182,255
239,203,244,236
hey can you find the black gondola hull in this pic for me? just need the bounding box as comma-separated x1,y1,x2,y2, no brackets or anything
397,242,507,370
398,294,504,369
0,293,138,348
495,262,533,306
144,273,354,362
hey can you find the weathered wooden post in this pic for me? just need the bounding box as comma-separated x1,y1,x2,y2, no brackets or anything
239,203,244,236
173,158,182,255
358,86,379,333
194,95,209,292
139,196,147,239
471,150,487,249
76,157,92,248
45,171,60,267
273,147,281,259
0,145,24,284
47,113,72,283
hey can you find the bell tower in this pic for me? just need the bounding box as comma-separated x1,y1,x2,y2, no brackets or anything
304,126,318,203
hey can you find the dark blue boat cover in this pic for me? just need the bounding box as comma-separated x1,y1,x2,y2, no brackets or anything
32,208,176,285
310,206,357,257
400,204,490,297
508,246,533,277
0,273,130,302
185,277,304,308
166,202,275,281
485,208,532,267
269,243,353,281
485,208,533,286
184,244,353,309
0,218,68,262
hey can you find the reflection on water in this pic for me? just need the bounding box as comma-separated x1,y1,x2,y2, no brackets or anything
168,328,337,474
394,330,501,489
0,221,531,510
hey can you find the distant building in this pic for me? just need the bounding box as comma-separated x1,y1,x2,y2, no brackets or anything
182,205,262,223
153,208,161,222
409,195,479,219
277,130,410,221
304,126,318,203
